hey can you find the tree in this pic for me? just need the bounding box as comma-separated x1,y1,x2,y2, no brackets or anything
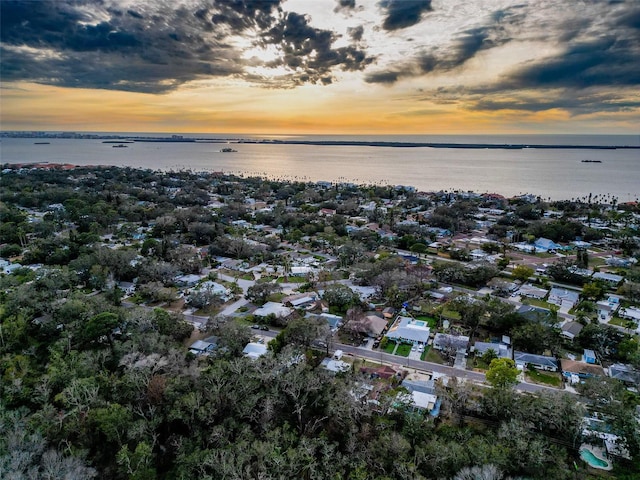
486,358,519,389
322,283,360,312
246,282,281,305
512,265,534,282
481,348,499,365
581,281,606,301
82,312,119,352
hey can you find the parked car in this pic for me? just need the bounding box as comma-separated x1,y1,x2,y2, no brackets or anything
251,324,260,329
260,325,269,331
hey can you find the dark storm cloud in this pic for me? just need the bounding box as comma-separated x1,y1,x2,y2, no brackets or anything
497,4,640,96
379,0,432,31
348,25,365,42
0,0,371,93
335,0,356,12
365,22,512,83
261,12,373,86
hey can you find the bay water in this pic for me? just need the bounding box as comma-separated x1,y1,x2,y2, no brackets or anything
1,134,638,201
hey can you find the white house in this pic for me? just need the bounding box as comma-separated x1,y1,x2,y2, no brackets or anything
548,287,580,310
243,342,268,360
385,316,431,345
596,296,620,322
253,302,292,318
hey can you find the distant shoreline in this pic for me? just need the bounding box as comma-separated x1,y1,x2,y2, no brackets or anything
2,132,639,150
238,139,639,150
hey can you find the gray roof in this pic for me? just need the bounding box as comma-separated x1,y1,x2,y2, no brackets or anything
609,363,640,384
474,342,512,359
434,333,470,351
402,379,436,395
514,351,558,369
561,322,584,337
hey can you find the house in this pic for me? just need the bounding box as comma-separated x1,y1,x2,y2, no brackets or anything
534,237,562,252
189,339,217,356
386,316,431,345
608,363,640,386
360,364,405,380
583,349,597,364
196,280,231,300
243,342,268,360
410,391,439,413
117,281,136,295
253,302,293,318
618,307,640,323
175,274,203,287
516,305,553,323
346,314,388,338
561,321,584,340
382,307,396,319
548,287,580,310
284,292,319,309
401,377,440,416
290,265,314,276
320,358,351,374
592,272,624,287
514,351,559,372
473,341,512,359
433,333,470,353
597,296,620,322
517,284,549,300
561,359,605,380
306,312,342,332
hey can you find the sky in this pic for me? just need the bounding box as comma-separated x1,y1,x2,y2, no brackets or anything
1,0,639,135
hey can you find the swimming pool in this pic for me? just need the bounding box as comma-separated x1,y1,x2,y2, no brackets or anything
580,447,611,470
413,320,426,327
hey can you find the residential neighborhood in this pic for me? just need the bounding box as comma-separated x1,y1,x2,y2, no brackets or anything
1,164,640,477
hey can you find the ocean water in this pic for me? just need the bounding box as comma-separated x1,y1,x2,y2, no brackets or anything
1,134,638,201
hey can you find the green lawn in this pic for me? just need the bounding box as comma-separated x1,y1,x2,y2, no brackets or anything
523,298,552,309
441,309,461,320
396,343,412,357
422,347,444,364
382,341,396,354
525,369,562,388
609,316,636,329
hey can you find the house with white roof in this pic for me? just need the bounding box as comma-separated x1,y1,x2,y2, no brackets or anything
548,287,580,310
253,302,293,318
385,316,431,345
596,296,620,322
243,342,268,360
618,307,640,324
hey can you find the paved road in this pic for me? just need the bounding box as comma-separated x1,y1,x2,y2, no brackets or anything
257,329,564,394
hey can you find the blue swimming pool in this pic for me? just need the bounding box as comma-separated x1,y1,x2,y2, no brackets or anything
580,448,610,469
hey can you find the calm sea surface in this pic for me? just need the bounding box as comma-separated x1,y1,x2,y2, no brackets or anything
1,134,638,201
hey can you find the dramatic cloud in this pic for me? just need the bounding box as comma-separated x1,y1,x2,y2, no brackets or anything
259,12,373,86
334,0,356,13
379,0,432,31
0,0,370,92
1,0,639,131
